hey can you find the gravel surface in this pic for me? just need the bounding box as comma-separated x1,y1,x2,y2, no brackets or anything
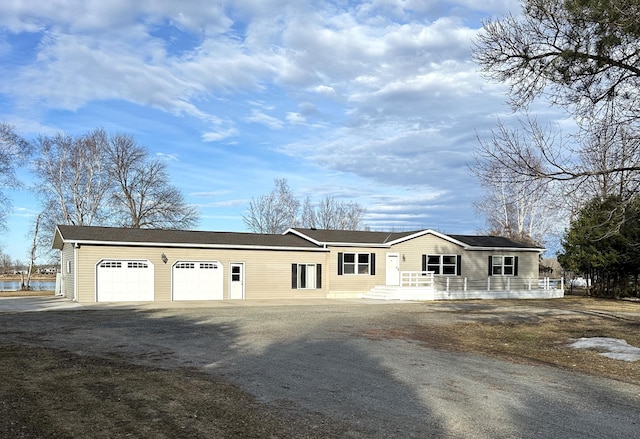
1,298,639,438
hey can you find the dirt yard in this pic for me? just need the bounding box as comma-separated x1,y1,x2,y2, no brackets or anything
1,296,639,438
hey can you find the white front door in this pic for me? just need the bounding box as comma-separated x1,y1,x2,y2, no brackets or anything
230,263,244,299
386,253,400,286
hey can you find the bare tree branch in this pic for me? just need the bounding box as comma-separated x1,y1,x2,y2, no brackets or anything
0,123,30,230
106,134,199,229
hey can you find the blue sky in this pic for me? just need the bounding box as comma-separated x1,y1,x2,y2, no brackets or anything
0,0,559,262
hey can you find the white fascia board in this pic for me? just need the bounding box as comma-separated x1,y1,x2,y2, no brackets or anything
285,229,392,248
465,247,546,253
387,230,545,252
385,229,469,248
61,239,329,252
322,242,391,248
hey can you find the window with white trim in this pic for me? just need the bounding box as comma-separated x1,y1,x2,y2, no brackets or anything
339,252,375,275
490,256,518,276
426,255,457,275
422,254,461,276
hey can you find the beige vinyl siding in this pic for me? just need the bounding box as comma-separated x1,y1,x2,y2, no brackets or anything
74,244,328,303
391,234,463,274
160,248,328,300
327,246,384,297
60,243,75,300
391,234,540,282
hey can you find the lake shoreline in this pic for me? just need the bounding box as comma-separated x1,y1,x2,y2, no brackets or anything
0,275,57,294
0,274,57,281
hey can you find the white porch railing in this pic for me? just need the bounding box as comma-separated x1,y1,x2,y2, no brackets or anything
367,274,563,301
432,277,564,292
400,271,435,288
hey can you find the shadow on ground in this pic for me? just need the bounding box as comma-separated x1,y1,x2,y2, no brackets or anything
1,302,639,438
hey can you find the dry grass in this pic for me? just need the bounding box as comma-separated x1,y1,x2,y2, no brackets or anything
361,297,640,385
0,345,347,438
0,290,54,297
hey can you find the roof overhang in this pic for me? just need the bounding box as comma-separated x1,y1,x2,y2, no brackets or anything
59,239,328,252
285,227,545,252
53,226,328,252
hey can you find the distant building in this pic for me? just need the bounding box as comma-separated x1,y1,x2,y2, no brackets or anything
36,265,58,275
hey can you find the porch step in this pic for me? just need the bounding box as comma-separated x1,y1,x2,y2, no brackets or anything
361,285,435,301
360,285,401,300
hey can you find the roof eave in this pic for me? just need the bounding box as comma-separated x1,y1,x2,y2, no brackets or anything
466,246,546,252
56,238,328,252
321,242,392,248
385,229,471,247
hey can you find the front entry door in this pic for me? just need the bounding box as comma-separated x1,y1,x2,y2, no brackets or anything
230,263,245,299
386,253,400,286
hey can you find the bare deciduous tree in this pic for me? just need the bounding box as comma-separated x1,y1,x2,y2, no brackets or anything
472,118,564,245
243,178,300,234
474,114,640,200
33,129,199,259
33,128,112,227
313,196,367,231
0,122,30,230
472,0,640,203
24,212,42,290
300,196,317,229
106,134,199,229
0,251,10,274
244,179,368,233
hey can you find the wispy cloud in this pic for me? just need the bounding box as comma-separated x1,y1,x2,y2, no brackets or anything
244,109,284,130
0,0,567,258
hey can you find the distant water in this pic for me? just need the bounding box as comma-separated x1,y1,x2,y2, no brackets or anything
0,280,56,291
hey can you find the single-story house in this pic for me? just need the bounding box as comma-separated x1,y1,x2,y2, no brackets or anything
52,225,563,303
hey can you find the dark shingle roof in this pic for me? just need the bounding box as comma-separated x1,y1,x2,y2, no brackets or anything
291,228,543,250
290,228,420,245
448,235,541,249
54,225,323,250
54,225,544,251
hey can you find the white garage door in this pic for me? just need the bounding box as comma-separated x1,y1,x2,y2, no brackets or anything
96,260,154,302
172,261,223,300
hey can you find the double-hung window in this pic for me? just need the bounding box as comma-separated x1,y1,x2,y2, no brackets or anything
489,256,518,276
338,252,376,275
423,254,461,275
291,263,322,289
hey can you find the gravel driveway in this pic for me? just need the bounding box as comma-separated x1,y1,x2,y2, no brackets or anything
2,297,639,438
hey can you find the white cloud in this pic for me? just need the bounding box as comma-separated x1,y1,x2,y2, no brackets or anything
244,109,284,130
156,152,179,161
0,0,233,34
189,190,232,198
202,127,238,142
0,0,551,243
286,112,305,125
311,85,337,97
